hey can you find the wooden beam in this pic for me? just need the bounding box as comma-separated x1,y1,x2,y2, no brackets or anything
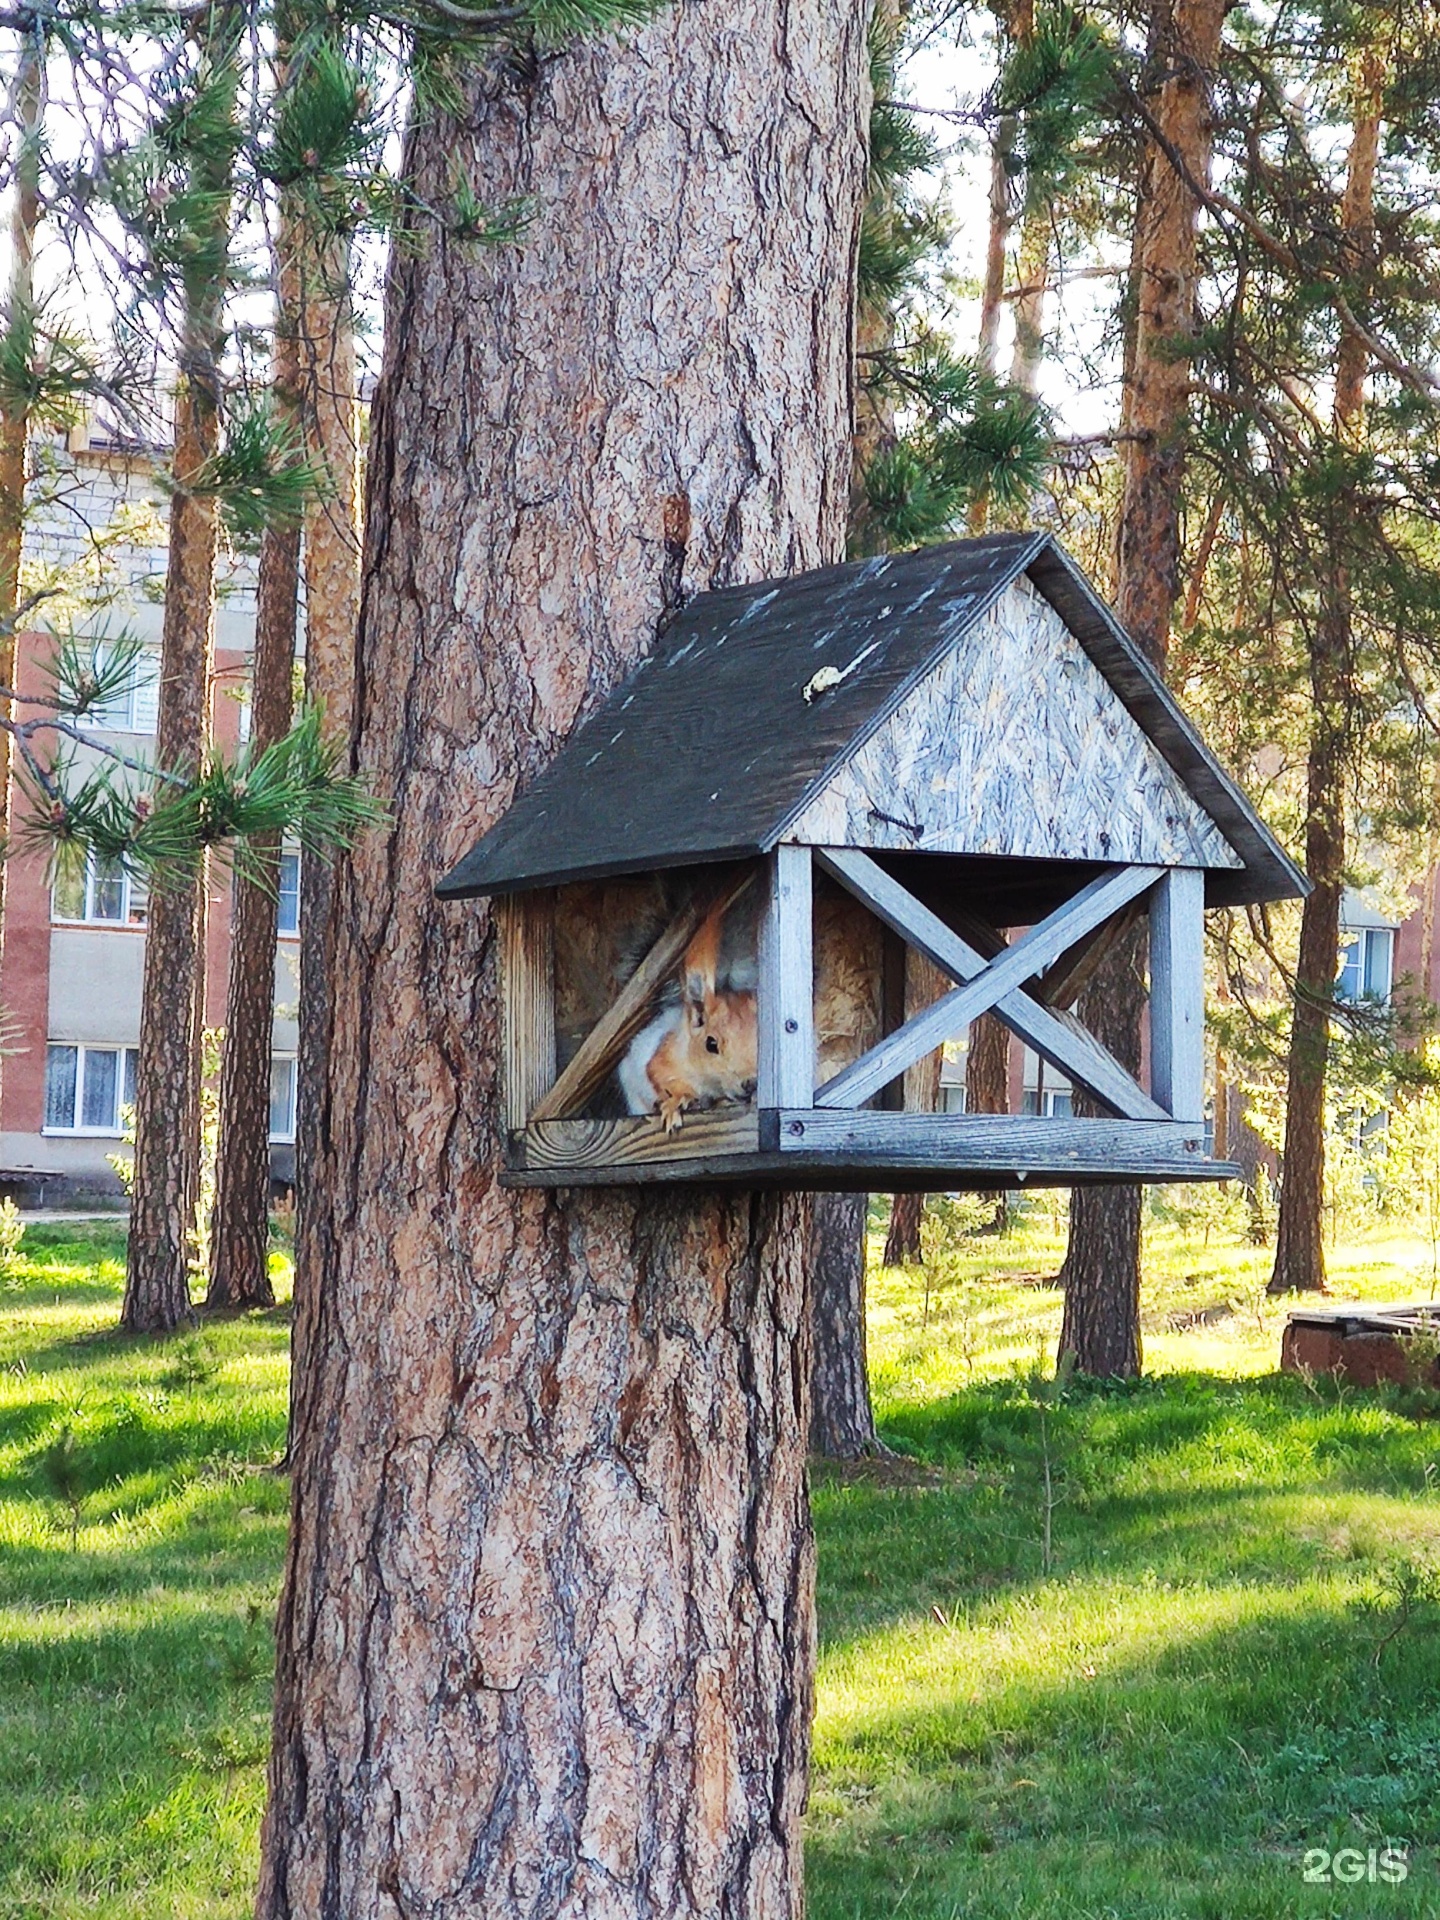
1037,899,1143,1011
528,867,756,1123
775,1109,1209,1172
1149,866,1206,1123
516,1109,759,1170
814,854,1162,1113
497,891,556,1130
757,845,814,1108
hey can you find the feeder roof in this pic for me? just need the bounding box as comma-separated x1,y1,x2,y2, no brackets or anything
438,531,1304,910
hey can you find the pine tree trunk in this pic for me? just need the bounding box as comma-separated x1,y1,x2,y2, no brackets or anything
256,13,869,1916
209,225,302,1313
208,518,298,1309
292,222,360,1359
1056,0,1225,1377
883,1190,923,1267
122,58,232,1332
809,1192,878,1458
966,1010,1010,1229
1270,44,1384,1296
0,39,42,1118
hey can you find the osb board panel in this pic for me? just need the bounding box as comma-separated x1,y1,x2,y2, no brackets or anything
788,574,1242,871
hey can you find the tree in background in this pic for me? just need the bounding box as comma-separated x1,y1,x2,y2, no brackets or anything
1058,0,1227,1378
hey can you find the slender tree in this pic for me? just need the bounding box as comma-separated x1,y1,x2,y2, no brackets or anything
257,7,868,1914
1268,38,1386,1294
1058,0,1226,1377
208,258,300,1310
122,17,241,1334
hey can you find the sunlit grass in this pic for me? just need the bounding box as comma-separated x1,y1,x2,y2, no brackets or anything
5,1210,1440,1917
0,1223,290,1919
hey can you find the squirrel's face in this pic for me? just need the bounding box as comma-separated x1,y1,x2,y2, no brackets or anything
686,986,758,1100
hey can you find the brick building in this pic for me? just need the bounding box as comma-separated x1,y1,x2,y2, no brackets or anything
0,421,297,1202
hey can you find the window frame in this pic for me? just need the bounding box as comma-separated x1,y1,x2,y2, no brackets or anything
52,852,148,927
87,643,160,735
269,1055,297,1143
1337,925,1395,1006
43,1042,139,1136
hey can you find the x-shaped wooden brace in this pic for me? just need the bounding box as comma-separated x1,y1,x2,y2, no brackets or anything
812,849,1169,1120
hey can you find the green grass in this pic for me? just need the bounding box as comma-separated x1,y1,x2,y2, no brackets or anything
4,1211,1440,1916
0,1224,291,1918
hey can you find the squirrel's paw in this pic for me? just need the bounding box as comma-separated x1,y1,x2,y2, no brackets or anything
658,1094,688,1134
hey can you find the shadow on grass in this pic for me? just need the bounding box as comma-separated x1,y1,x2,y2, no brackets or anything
810,1584,1440,1920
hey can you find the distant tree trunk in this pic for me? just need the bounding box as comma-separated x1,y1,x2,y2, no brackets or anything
256,11,869,1915
208,521,298,1307
122,37,233,1334
883,1189,923,1266
1056,0,1226,1378
208,50,305,1315
0,38,42,1115
292,221,360,1356
1009,206,1048,396
966,1011,1010,1230
809,1192,878,1457
1270,44,1384,1296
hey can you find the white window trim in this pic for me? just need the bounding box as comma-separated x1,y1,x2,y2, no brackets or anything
1337,924,1395,1006
87,643,159,735
52,853,148,929
269,1054,297,1143
43,1042,139,1136
277,849,301,940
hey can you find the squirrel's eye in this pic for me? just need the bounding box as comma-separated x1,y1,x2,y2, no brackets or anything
705,1035,721,1054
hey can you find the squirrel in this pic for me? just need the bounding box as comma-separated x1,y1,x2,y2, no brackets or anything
617,902,758,1132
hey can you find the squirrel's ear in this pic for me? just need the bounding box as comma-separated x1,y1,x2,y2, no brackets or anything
684,970,706,1021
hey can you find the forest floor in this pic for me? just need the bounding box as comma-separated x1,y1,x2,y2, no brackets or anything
3,1211,1440,1916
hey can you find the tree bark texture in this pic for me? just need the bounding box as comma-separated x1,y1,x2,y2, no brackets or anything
122,69,232,1332
882,1189,922,1267
1058,927,1146,1378
965,1010,1010,1227
1270,43,1384,1295
881,953,944,1265
1057,0,1225,1377
210,223,303,1313
0,39,42,1119
293,218,361,1351
257,13,870,1919
808,1192,877,1458
209,517,299,1309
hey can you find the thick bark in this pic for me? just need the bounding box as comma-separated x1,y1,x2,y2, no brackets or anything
1270,45,1384,1296
257,12,869,1918
808,1192,878,1458
1056,0,1225,1377
0,40,41,1117
208,523,298,1309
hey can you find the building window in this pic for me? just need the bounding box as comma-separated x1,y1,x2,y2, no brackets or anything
277,852,300,936
269,1056,297,1142
1020,1087,1074,1119
43,1043,138,1134
52,854,148,926
1338,927,1394,1005
89,645,160,734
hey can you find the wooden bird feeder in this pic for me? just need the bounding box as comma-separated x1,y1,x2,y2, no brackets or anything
438,532,1306,1189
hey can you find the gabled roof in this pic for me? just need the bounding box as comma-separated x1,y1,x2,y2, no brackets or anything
438,531,1305,909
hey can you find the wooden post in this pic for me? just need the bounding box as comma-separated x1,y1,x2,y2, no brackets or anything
758,844,814,1109
497,890,556,1131
1149,867,1205,1125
